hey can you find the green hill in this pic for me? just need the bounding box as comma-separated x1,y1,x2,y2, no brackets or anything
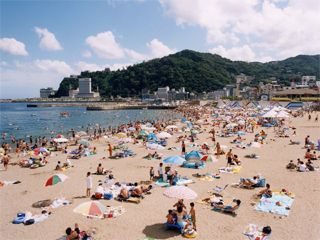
54,50,320,98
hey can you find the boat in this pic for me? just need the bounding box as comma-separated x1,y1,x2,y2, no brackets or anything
31,114,36,116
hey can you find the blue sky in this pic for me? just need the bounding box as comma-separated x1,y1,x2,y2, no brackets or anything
1,0,319,99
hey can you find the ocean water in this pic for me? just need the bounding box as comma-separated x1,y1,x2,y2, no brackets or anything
0,102,178,145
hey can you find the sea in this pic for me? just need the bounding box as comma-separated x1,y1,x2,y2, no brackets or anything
0,102,178,146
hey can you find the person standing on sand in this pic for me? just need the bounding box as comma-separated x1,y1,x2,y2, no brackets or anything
181,141,186,155
150,167,154,180
108,144,113,158
158,163,163,179
226,149,233,167
315,115,318,122
214,142,221,159
190,202,197,231
86,172,92,197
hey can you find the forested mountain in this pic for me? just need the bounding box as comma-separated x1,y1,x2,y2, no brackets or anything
54,50,320,98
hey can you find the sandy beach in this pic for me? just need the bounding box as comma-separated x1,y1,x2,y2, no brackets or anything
0,111,320,240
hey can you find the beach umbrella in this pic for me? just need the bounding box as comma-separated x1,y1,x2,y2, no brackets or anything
185,151,203,161
33,147,49,155
76,131,87,136
54,138,68,143
182,118,187,123
78,139,90,147
45,174,68,187
163,186,197,199
190,129,199,134
201,155,217,163
163,155,186,165
166,125,178,129
226,123,237,128
139,131,148,136
234,131,246,136
127,127,136,131
147,133,157,141
250,142,261,148
73,201,107,216
116,133,127,138
55,135,65,139
157,132,172,138
147,143,165,149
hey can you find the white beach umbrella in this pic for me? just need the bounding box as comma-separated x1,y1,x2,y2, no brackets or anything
157,132,172,138
166,125,178,129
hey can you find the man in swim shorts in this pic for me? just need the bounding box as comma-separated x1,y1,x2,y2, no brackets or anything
226,149,233,167
213,199,241,212
66,223,80,240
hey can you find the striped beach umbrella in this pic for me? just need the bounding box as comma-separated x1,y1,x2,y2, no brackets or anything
163,186,197,199
45,174,68,187
201,155,217,163
73,201,107,216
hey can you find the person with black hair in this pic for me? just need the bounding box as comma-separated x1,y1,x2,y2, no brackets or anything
66,223,80,240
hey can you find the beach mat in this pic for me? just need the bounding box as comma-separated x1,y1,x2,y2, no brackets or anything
254,194,294,215
155,178,195,187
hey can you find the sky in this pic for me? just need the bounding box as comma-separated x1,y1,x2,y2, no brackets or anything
0,0,319,99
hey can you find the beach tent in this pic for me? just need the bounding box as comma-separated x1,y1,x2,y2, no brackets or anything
185,151,203,162
146,143,164,149
276,111,289,118
139,131,148,136
147,133,157,141
262,110,277,118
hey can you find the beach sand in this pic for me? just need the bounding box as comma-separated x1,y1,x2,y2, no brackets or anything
0,112,319,240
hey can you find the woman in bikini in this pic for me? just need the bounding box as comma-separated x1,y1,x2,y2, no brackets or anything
214,142,221,159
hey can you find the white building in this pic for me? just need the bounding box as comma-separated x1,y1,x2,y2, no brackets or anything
69,89,79,98
40,87,56,98
157,86,170,99
75,78,99,98
301,76,316,85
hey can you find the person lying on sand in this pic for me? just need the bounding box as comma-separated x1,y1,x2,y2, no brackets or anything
213,199,241,212
66,223,80,240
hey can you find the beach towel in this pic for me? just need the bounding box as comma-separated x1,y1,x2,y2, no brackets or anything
219,166,242,174
254,194,294,215
243,224,271,240
155,178,195,187
58,166,75,171
272,190,295,198
42,198,71,210
198,175,214,181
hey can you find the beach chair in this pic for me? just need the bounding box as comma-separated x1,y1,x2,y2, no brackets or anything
212,203,242,217
214,183,229,196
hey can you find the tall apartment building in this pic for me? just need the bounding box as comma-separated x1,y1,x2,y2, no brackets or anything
40,87,56,98
75,78,99,98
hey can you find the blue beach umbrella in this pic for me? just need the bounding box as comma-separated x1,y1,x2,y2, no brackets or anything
163,155,186,165
262,124,272,127
234,131,246,135
139,131,148,136
147,133,157,141
182,118,187,123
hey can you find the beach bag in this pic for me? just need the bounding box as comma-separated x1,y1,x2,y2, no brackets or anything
95,193,102,199
25,219,35,225
104,193,113,200
262,226,271,234
109,174,114,179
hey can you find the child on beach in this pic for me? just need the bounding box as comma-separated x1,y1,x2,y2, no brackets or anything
150,167,154,180
87,172,92,197
190,202,197,231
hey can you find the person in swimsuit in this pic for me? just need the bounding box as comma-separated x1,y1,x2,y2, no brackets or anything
119,188,129,198
213,199,241,212
190,202,197,231
3,155,9,171
226,149,233,167
214,142,221,159
173,199,187,211
176,206,190,229
181,141,186,155
66,223,80,240
166,210,174,224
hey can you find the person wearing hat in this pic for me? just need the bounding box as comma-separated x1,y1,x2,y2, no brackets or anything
173,199,187,211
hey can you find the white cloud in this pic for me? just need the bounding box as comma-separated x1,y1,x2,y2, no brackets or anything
74,61,106,72
147,39,177,58
34,27,63,51
82,50,92,58
159,0,320,59
85,31,125,59
33,59,74,75
107,63,133,71
124,49,148,63
0,61,8,66
0,38,28,56
209,45,273,62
